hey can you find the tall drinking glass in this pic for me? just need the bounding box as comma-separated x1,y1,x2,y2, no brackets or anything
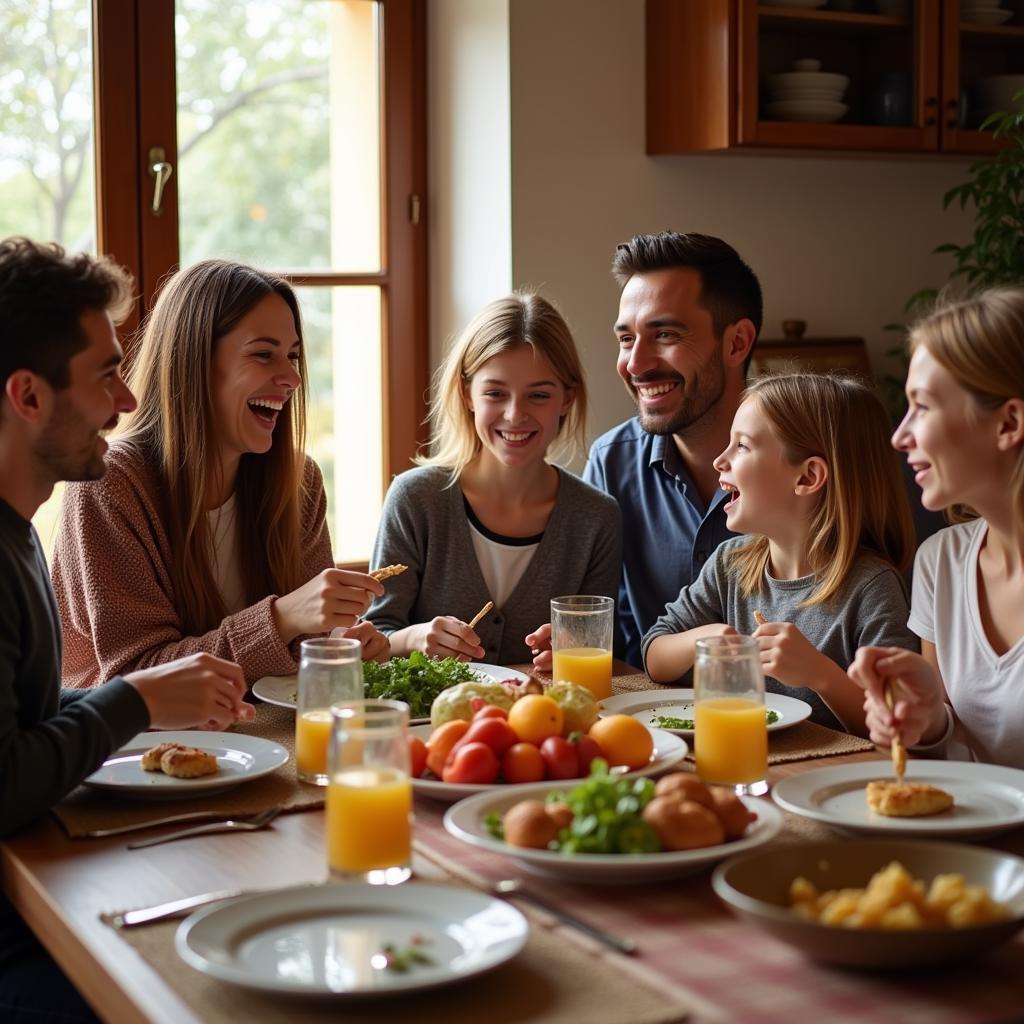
693,635,768,796
550,595,614,700
296,637,364,785
327,699,412,885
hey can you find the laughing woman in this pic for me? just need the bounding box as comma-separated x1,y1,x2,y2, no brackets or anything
365,292,621,667
849,289,1024,767
52,260,387,688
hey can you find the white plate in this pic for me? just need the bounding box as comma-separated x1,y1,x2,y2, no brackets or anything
176,882,528,996
251,663,528,723
772,760,1024,840
765,99,848,123
444,783,783,884
84,731,289,799
599,689,812,737
411,725,688,803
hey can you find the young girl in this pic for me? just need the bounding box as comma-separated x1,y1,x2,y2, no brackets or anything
52,259,387,687
644,373,918,734
366,292,621,667
849,289,1024,767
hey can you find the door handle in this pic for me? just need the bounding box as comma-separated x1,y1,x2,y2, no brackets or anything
147,146,174,215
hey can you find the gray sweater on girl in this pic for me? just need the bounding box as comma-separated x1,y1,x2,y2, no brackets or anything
641,536,918,730
367,465,621,666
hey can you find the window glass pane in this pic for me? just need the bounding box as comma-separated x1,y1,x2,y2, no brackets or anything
175,0,381,272
0,0,96,558
298,285,383,562
0,0,96,250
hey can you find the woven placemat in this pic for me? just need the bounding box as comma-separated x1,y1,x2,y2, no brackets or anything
611,673,875,764
53,705,323,839
107,872,690,1024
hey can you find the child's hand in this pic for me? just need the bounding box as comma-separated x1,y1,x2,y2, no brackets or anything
336,620,391,663
525,623,552,671
752,620,823,688
848,646,948,748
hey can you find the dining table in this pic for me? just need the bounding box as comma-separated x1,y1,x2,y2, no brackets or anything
3,663,1024,1024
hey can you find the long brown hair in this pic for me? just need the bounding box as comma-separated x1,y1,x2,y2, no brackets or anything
909,287,1024,527
417,292,588,484
728,373,915,606
117,260,309,634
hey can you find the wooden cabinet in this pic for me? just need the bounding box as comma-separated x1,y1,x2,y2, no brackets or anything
647,0,1024,155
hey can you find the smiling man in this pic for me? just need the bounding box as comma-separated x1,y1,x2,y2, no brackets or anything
584,232,762,666
0,238,252,1022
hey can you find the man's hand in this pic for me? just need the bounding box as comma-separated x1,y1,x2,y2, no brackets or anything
525,622,552,671
125,653,253,730
272,569,384,643
847,646,948,748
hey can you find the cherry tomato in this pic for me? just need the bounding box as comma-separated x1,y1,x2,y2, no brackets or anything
473,705,509,722
570,732,603,777
449,717,517,759
408,736,428,778
502,742,545,784
540,736,579,780
425,719,471,778
442,742,500,784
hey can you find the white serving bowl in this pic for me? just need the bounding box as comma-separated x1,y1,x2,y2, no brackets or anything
762,0,827,7
770,86,848,102
977,74,1024,115
766,99,848,123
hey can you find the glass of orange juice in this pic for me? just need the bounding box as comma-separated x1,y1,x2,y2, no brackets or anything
296,637,363,785
550,595,615,700
693,635,768,796
327,699,412,885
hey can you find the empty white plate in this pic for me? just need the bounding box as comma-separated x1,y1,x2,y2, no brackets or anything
176,882,528,996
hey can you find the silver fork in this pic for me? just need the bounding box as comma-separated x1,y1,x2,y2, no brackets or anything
126,806,281,849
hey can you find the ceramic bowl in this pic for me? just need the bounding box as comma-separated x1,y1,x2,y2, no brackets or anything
712,839,1024,970
770,86,848,102
768,70,849,94
762,0,827,7
765,99,848,122
963,7,1014,22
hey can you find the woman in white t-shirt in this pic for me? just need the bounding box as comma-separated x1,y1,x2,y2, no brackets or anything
848,288,1024,767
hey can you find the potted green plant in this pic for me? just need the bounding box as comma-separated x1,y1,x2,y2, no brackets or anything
882,100,1024,418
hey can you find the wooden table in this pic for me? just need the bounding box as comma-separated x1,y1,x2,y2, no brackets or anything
4,709,1024,1022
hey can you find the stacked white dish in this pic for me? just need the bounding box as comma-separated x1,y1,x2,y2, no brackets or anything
961,0,1013,25
766,59,849,123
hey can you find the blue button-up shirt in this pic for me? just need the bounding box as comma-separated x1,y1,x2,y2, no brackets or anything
583,417,738,667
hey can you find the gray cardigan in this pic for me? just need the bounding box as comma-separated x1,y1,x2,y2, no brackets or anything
366,465,622,665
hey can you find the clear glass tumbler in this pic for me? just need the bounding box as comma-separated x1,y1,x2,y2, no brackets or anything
295,637,364,785
327,699,412,885
693,635,768,796
550,595,614,700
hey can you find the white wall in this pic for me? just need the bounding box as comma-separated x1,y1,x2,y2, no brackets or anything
428,0,513,370
431,0,975,448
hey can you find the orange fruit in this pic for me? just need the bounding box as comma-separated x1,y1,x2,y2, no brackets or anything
507,694,564,745
588,715,654,770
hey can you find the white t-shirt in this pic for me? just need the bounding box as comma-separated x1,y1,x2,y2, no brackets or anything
908,519,1024,768
465,500,542,610
207,494,247,614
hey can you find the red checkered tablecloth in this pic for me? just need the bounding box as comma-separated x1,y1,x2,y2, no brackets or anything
413,796,1024,1024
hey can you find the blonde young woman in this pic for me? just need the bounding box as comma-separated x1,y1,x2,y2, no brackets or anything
366,292,621,667
643,373,918,734
849,289,1024,768
52,259,387,688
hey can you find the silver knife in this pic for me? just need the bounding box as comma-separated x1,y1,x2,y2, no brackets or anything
100,888,248,929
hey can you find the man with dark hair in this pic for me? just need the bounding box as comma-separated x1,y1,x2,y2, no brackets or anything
0,237,253,1022
584,231,762,665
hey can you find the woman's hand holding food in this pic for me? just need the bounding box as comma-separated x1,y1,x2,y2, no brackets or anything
848,646,948,748
125,652,254,730
272,568,384,643
525,622,552,671
393,617,485,661
337,620,391,663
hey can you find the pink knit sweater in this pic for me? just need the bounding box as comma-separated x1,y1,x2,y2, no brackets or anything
52,443,333,687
